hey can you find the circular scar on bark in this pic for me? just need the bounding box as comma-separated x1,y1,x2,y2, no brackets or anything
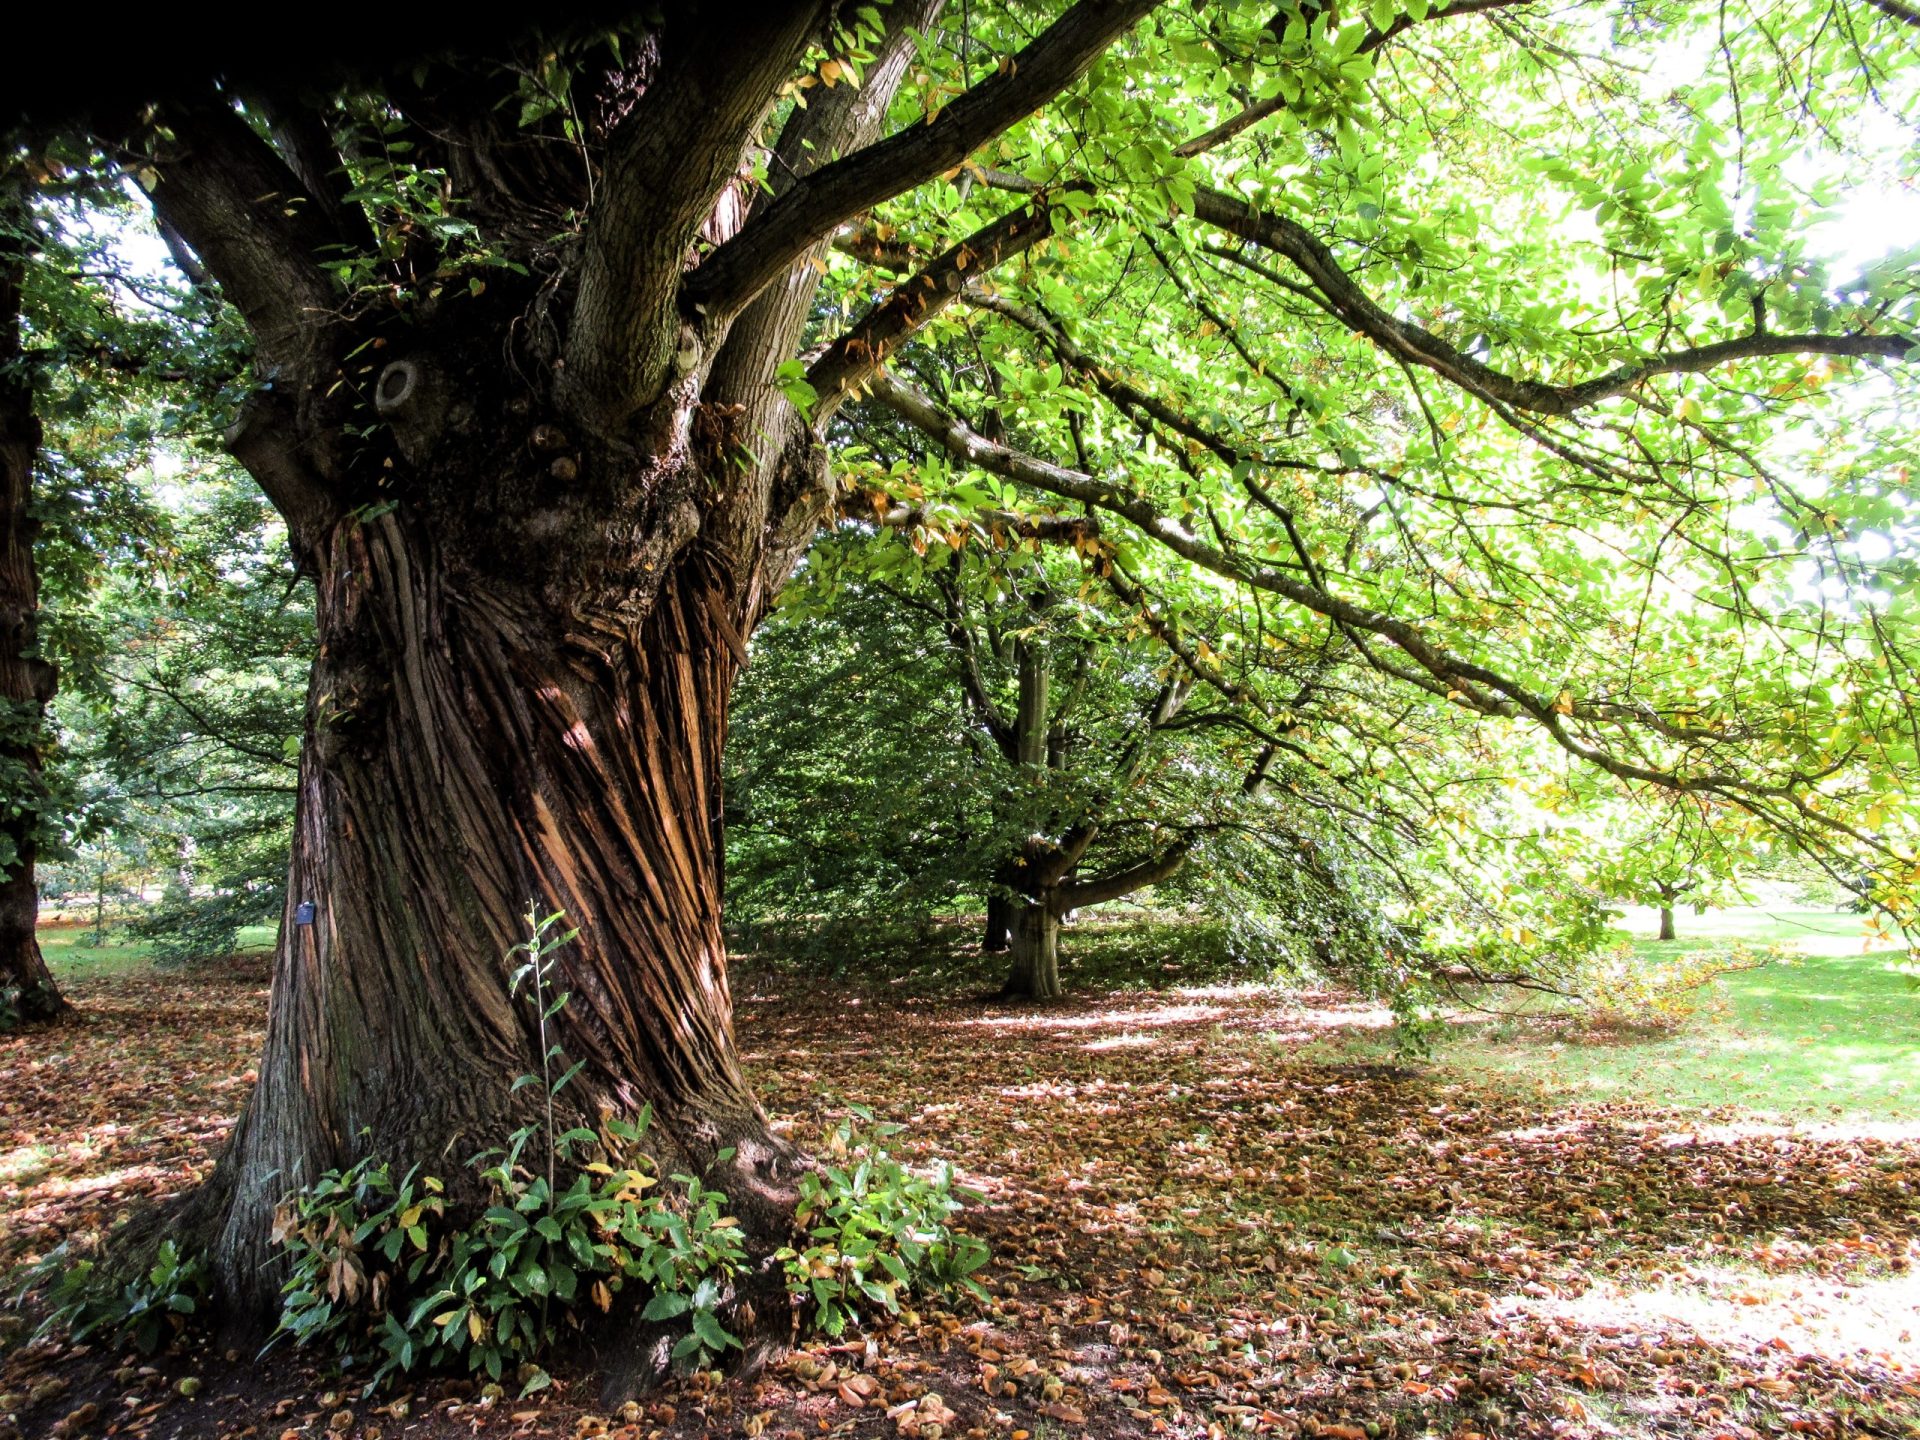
374,359,421,416
373,358,457,465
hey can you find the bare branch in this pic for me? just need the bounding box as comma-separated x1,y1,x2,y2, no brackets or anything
841,487,1100,544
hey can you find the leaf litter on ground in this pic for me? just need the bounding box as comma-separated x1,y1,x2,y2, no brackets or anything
2,959,1916,1440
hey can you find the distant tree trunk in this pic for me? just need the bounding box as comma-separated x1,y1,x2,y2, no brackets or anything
983,887,1014,952
1653,880,1681,940
0,202,66,1030
164,833,196,905
1003,896,1062,1000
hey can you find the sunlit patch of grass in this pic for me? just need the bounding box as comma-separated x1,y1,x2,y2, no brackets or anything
1465,945,1920,1123
34,921,278,981
34,927,157,978
1300,908,1920,1125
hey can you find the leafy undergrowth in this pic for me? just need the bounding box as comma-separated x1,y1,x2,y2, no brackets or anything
3,953,1918,1440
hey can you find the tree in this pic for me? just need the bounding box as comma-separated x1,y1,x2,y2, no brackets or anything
16,0,1918,1368
732,532,1338,999
0,195,65,1029
898,548,1263,999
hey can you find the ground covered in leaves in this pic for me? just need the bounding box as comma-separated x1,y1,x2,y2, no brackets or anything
3,946,1916,1440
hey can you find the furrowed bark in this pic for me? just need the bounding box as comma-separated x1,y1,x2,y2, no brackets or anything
185,505,789,1327
0,199,65,1029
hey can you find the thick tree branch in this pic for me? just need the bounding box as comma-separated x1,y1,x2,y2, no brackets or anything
1188,185,1913,415
1059,836,1190,909
1863,0,1920,29
563,5,828,421
811,194,1072,416
137,97,343,376
701,0,943,596
244,90,376,256
683,0,1161,326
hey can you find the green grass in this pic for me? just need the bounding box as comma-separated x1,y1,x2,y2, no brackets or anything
36,922,278,980
1322,907,1920,1126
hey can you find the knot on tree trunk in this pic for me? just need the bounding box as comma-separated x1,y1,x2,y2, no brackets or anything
374,357,451,465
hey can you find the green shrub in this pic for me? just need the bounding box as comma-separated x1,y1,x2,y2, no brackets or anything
20,905,989,1389
269,1123,750,1392
780,1108,988,1337
28,1238,209,1353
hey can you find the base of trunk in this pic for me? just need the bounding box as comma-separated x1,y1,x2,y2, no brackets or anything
1,875,66,1030
1000,902,1062,1000
1658,906,1677,941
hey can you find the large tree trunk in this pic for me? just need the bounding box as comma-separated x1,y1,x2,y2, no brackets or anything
1002,898,1062,1000
0,203,66,1031
1658,905,1677,941
177,503,792,1349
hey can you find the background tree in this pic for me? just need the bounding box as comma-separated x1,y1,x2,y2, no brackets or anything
0,194,64,1028
1579,791,1748,941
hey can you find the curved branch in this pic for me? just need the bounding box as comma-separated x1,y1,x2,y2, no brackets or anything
870,370,1849,814
137,96,343,375
1188,185,1912,416
1059,837,1190,909
563,5,829,420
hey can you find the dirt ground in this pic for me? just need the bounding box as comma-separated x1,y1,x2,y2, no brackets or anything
3,957,1916,1439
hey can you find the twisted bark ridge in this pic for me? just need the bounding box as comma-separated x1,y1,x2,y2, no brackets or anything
26,0,1915,1373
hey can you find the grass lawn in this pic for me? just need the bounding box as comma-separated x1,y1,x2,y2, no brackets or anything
1431,906,1920,1126
35,921,279,980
